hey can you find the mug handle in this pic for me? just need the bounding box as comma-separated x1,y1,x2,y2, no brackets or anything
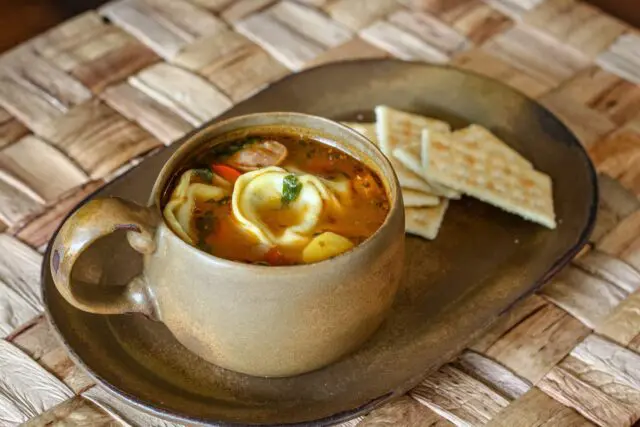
50,197,160,316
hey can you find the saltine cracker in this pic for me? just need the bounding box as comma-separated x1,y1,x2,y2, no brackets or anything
405,199,449,240
422,129,556,229
403,188,439,207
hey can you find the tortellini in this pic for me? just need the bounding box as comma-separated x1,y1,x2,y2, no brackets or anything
232,166,348,246
163,170,230,244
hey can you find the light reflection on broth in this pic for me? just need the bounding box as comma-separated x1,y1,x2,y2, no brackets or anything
162,132,389,265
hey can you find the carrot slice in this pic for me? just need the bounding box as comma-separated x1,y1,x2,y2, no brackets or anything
265,247,288,266
211,164,242,183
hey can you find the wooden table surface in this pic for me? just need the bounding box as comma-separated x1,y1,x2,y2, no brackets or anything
3,0,640,426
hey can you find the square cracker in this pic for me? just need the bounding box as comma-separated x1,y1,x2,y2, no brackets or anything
375,105,459,198
396,167,441,193
374,105,450,153
393,143,461,199
403,188,439,207
442,124,532,171
342,122,379,145
422,129,556,229
405,199,449,240
378,142,439,196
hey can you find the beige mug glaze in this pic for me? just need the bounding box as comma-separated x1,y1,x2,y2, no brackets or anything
50,113,405,377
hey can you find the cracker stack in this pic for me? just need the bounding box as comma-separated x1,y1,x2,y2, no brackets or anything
342,106,556,240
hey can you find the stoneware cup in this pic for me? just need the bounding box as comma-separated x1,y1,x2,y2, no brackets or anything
49,112,405,377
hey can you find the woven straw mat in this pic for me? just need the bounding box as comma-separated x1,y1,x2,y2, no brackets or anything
2,0,640,425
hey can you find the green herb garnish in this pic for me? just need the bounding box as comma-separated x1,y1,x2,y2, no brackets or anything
194,168,213,183
219,142,243,156
195,211,215,235
215,137,259,157
281,174,302,205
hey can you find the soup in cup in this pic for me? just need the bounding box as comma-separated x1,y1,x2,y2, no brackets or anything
50,113,405,377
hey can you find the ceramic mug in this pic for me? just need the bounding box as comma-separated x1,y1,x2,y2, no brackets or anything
50,113,405,377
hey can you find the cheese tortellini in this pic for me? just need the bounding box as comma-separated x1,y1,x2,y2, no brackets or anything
232,166,348,247
163,171,230,244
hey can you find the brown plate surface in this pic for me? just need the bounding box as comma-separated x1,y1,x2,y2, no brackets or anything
42,60,596,426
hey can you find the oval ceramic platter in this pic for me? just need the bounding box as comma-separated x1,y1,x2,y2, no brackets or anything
43,60,597,426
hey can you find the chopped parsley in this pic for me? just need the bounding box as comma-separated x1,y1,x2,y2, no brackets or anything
243,136,260,145
195,211,215,235
281,174,303,205
194,168,213,183
195,211,215,253
213,137,261,158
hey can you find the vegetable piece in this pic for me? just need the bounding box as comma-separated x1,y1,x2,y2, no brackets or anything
211,164,242,183
281,174,303,204
265,247,288,266
302,232,354,264
194,168,213,183
226,140,288,172
353,172,383,199
195,211,215,235
195,211,215,253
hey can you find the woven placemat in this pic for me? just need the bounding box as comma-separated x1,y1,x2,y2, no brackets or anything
2,0,640,425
